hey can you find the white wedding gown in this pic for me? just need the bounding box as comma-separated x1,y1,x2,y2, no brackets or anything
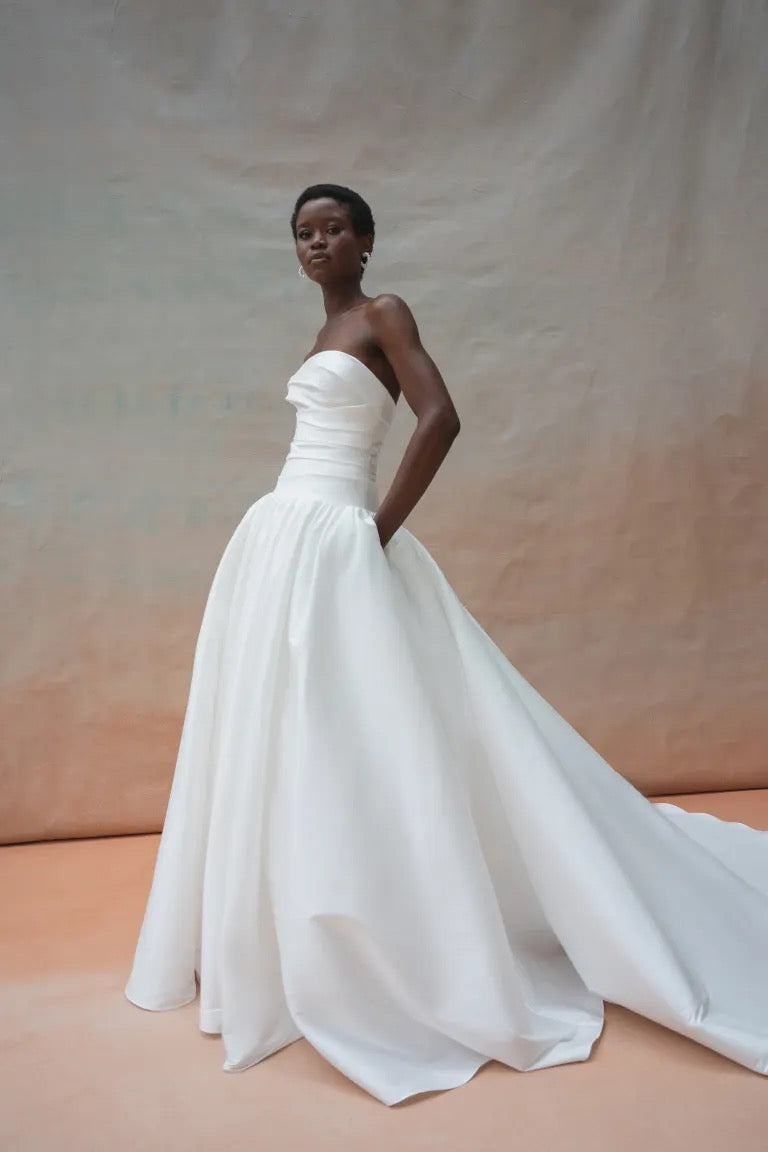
126,350,768,1104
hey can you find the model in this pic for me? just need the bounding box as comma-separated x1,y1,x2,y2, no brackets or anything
126,184,768,1105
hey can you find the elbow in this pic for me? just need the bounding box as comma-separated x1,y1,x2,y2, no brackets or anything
417,402,461,446
442,410,460,440
431,404,461,443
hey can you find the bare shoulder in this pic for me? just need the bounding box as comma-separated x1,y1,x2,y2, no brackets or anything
365,293,420,344
367,292,415,320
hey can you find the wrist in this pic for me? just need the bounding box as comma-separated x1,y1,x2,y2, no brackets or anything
373,514,391,549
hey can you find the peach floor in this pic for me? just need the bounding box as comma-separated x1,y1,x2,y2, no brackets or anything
2,791,768,1152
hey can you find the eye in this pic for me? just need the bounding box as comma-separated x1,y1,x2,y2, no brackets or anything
298,229,311,241
327,224,341,234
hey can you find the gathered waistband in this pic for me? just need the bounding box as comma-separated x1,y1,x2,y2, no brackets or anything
274,463,378,511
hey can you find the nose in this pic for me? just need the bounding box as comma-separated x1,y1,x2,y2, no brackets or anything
310,235,327,249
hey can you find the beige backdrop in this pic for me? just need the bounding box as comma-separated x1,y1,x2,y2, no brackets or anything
2,1,767,844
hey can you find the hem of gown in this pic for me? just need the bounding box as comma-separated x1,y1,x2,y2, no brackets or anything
222,1032,303,1073
363,1041,600,1106
654,800,764,834
364,1059,489,1107
200,1007,220,1034
124,987,197,1013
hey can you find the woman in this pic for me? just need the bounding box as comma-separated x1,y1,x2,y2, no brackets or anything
126,183,768,1105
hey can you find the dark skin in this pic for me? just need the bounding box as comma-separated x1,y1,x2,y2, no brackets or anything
294,197,461,549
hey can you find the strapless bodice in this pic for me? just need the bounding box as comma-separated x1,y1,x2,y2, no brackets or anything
274,350,396,511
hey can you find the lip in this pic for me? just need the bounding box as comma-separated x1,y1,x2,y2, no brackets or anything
309,254,330,263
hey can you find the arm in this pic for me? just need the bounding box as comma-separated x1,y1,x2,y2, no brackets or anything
370,295,460,548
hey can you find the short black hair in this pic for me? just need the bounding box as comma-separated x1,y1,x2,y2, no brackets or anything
290,184,375,242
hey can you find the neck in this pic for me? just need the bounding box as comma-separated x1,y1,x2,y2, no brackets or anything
321,277,368,318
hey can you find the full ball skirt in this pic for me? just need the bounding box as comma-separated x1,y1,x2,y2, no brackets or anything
126,490,768,1104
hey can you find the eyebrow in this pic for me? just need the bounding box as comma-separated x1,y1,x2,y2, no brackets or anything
297,213,346,227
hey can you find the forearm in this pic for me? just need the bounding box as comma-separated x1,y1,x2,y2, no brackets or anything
374,410,460,547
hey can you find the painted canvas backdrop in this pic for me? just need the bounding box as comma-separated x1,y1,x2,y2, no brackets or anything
2,0,767,843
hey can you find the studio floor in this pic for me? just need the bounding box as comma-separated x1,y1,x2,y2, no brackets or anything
2,790,768,1152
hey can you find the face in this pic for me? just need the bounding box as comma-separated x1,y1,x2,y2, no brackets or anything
294,198,370,283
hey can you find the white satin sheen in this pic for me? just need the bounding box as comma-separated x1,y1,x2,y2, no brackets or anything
126,350,768,1103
